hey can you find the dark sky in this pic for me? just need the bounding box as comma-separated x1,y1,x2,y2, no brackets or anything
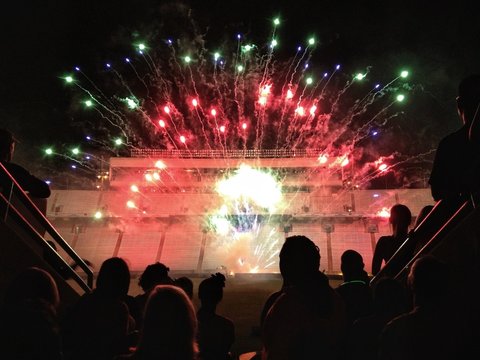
1,0,479,168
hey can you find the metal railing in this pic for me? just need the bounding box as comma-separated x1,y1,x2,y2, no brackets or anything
0,162,93,292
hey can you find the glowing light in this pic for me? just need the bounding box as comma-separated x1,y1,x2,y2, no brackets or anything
377,207,390,218
372,130,378,136
71,165,76,169
94,211,102,219
163,106,170,114
65,76,73,83
145,173,153,182
216,164,282,211
378,163,388,171
71,148,80,155
309,105,317,115
212,217,230,235
74,66,80,71
130,184,139,192
270,39,278,48
237,65,244,72
396,94,405,102
355,73,365,81
242,122,247,130
273,18,280,26
242,44,253,52
192,98,198,107
373,193,380,198
258,96,267,106
219,125,226,133
211,109,217,116
318,154,328,164
155,160,166,169
335,64,341,70
125,97,138,109
286,89,294,99
400,70,409,78
125,58,130,63
152,172,160,180
341,157,350,167
214,52,220,61
260,85,271,96
84,100,93,107
45,148,53,155
114,138,122,146
180,135,186,143
106,63,111,68
306,77,313,85
308,37,315,45
126,200,136,209
138,43,146,50
158,119,166,127
295,106,305,116
184,56,191,63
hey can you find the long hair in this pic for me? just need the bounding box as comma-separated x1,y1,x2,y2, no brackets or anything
95,257,131,298
136,285,198,360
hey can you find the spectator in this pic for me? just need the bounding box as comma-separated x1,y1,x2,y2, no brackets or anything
117,285,198,360
262,235,346,360
62,257,136,360
197,273,235,360
335,250,373,328
378,255,461,359
372,204,412,276
134,262,174,329
0,128,50,199
429,74,480,201
0,267,63,360
175,276,194,299
346,277,408,360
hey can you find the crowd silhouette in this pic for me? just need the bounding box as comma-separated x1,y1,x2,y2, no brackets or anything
1,74,480,359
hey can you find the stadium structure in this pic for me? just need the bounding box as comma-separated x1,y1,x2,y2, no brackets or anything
44,149,433,274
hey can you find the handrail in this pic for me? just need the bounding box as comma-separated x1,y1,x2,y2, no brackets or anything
0,162,93,290
369,196,472,286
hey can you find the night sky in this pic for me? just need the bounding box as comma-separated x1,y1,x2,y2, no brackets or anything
1,0,479,185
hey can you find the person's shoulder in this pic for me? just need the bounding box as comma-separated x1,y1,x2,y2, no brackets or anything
439,127,468,146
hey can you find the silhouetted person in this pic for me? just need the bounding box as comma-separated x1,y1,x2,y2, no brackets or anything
197,273,235,360
62,257,136,360
0,128,50,199
134,262,174,330
378,255,462,360
429,74,480,201
116,285,198,360
175,276,194,299
262,235,346,360
346,277,408,360
335,250,373,329
0,128,50,235
0,267,63,360
372,204,412,276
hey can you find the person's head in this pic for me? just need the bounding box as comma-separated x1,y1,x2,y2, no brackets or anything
407,255,449,307
96,257,131,298
340,249,366,281
138,262,173,292
175,276,194,299
279,235,320,285
198,273,225,307
3,267,60,309
457,74,480,126
389,204,412,230
0,128,17,162
137,285,198,359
